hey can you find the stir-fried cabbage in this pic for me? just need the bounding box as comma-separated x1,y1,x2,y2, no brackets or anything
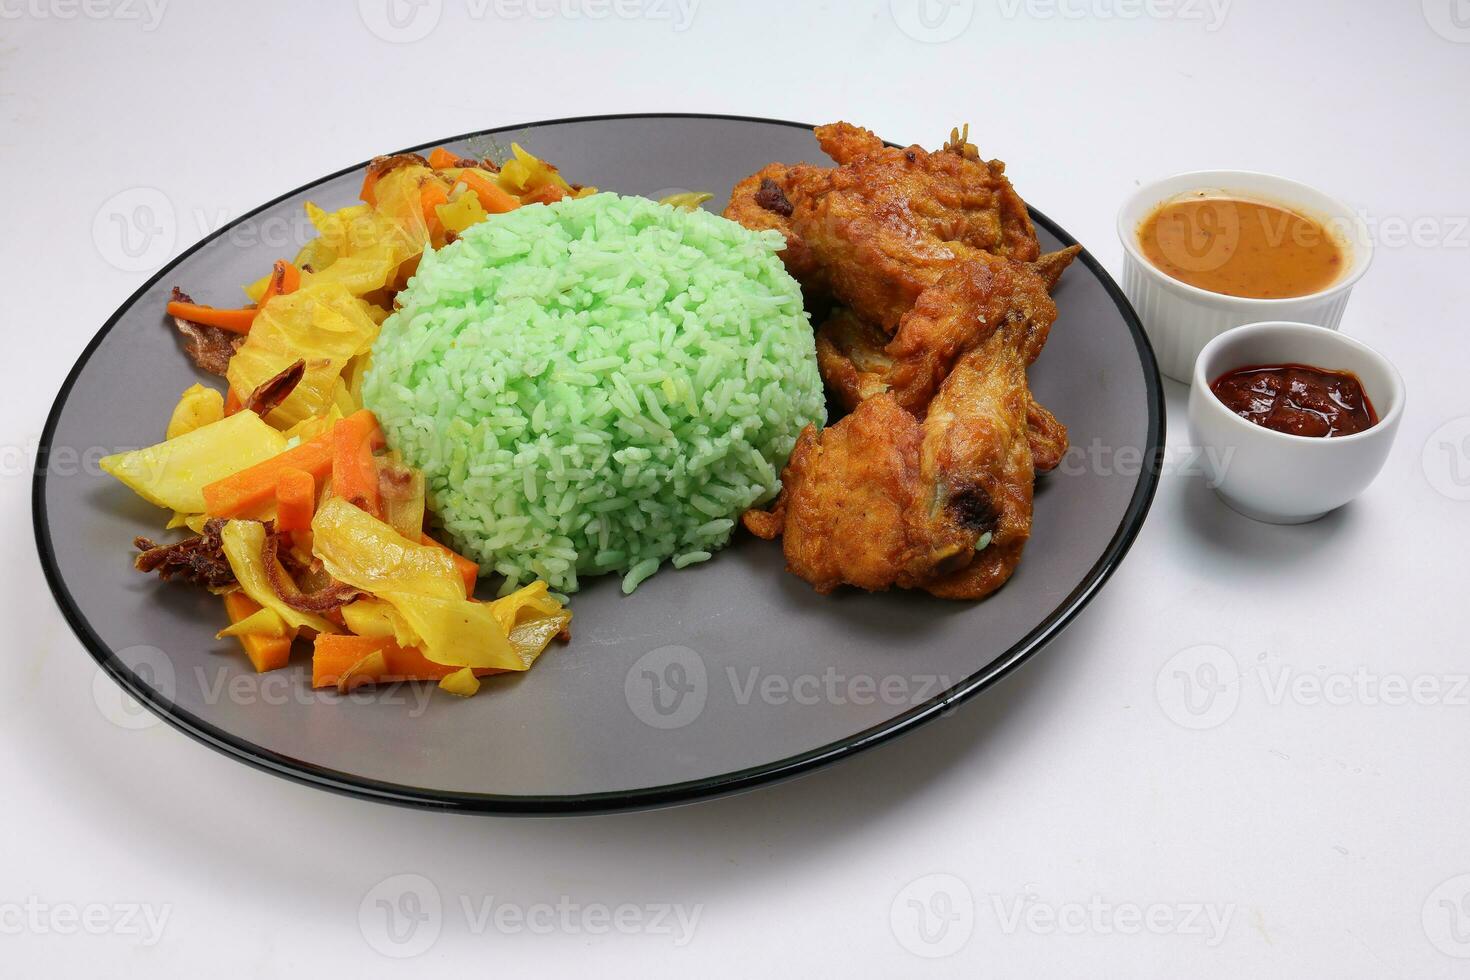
166,384,225,440
219,520,336,634
300,201,424,298
226,282,380,428
311,498,566,672
101,412,286,514
106,143,584,693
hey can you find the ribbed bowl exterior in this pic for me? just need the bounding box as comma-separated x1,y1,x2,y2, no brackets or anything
1121,255,1353,383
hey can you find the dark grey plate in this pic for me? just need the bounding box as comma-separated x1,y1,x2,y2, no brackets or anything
35,115,1163,814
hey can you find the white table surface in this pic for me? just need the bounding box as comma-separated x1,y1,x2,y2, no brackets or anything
4,1,1468,976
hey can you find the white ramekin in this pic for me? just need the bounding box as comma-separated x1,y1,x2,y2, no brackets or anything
1117,171,1374,383
1187,321,1404,524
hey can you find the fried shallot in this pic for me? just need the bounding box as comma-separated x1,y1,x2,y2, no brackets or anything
167,288,244,376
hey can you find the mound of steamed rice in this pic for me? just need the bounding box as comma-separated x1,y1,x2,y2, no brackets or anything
362,192,825,594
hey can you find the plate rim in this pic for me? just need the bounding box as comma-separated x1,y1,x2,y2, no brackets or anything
33,112,1166,815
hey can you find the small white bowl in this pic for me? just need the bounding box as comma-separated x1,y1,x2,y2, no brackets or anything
1187,321,1404,524
1117,171,1373,383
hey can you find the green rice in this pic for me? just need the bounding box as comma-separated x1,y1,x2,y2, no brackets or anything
362,193,825,594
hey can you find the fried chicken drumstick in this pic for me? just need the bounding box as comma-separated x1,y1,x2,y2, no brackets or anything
744,262,1038,599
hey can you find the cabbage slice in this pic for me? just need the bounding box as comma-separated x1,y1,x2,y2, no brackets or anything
101,411,286,514
311,498,566,673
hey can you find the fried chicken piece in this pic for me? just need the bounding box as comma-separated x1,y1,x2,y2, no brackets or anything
723,163,828,296
787,123,1040,331
1030,244,1082,292
1025,400,1069,473
814,248,1078,470
730,125,1070,597
758,395,970,593
747,264,1037,599
816,249,1075,411
811,121,886,165
916,319,1036,599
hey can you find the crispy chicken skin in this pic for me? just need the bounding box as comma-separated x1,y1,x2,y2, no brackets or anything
788,123,1040,331
1024,400,1069,474
748,394,969,593
815,249,1076,411
746,263,1038,599
814,248,1078,471
916,319,1036,599
811,121,885,165
723,123,1041,330
723,163,828,297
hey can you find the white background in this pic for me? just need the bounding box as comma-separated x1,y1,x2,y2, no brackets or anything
3,0,1468,976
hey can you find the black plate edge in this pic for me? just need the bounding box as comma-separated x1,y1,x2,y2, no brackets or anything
33,112,1166,816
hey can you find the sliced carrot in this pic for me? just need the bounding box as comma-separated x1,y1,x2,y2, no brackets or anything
420,182,450,241
224,387,244,417
458,169,520,215
360,168,381,206
204,431,332,518
223,592,294,672
427,147,459,170
165,301,257,335
274,467,316,533
203,410,381,519
420,534,479,597
258,260,301,308
331,412,384,517
312,634,500,689
523,183,568,206
205,427,330,516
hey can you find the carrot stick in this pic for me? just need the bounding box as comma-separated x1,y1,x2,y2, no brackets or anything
223,592,294,672
420,533,479,596
224,387,244,417
523,184,568,206
203,410,381,518
331,412,383,517
205,428,331,517
274,467,316,532
312,634,500,689
360,168,381,206
427,147,458,170
420,183,450,241
165,301,257,335
258,260,301,308
458,169,520,214
204,431,332,518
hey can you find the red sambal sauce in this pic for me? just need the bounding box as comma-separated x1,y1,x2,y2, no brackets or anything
1209,363,1378,438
